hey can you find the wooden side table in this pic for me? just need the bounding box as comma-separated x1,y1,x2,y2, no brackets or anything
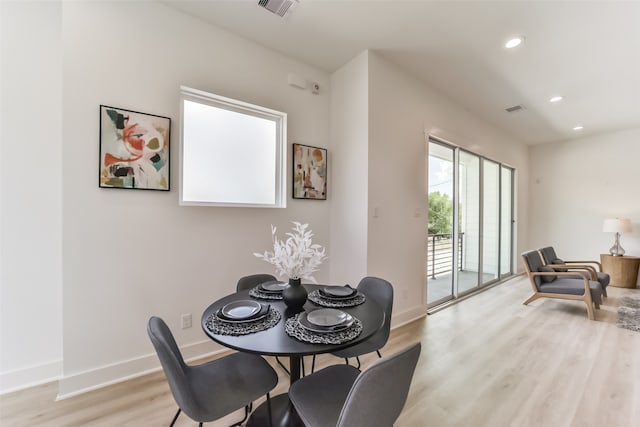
600,254,640,288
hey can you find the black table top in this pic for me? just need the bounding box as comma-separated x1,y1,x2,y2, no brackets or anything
201,284,384,357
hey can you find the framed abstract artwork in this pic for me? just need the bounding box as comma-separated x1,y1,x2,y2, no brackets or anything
99,105,171,191
292,143,327,200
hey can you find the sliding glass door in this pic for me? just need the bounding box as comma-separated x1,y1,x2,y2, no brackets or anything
458,151,480,294
482,159,500,285
500,166,514,276
427,138,515,307
427,142,455,305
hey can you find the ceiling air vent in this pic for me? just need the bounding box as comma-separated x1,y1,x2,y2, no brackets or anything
505,104,525,113
258,0,298,17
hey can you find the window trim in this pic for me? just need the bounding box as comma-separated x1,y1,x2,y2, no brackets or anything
179,86,287,208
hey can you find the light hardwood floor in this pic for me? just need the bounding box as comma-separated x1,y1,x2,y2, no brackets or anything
2,276,639,426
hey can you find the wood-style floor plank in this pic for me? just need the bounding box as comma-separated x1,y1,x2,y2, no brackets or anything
2,276,639,426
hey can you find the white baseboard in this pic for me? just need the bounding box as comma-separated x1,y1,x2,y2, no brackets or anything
391,305,427,329
0,359,62,395
56,339,223,400
14,309,428,400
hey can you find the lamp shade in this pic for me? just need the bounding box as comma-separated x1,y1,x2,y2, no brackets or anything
603,218,632,233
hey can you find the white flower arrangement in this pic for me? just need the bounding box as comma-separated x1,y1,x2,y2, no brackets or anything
254,222,327,282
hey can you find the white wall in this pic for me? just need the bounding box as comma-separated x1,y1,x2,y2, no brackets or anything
2,1,533,396
0,0,64,394
58,0,332,397
529,127,640,265
328,51,370,284
330,51,530,324
367,52,529,319
366,52,435,321
1,0,331,396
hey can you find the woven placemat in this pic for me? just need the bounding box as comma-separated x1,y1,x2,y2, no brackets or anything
285,313,363,344
249,287,284,300
307,290,366,308
205,306,281,336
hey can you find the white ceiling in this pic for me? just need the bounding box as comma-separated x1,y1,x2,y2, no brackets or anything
162,0,640,145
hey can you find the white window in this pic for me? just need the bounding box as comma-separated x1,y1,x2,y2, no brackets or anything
179,86,287,208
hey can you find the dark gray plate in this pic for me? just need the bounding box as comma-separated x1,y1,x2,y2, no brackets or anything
320,286,357,299
221,300,261,319
299,311,354,333
260,281,288,293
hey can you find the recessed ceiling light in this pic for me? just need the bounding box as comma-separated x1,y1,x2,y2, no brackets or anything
549,96,563,103
505,36,525,49
573,125,584,131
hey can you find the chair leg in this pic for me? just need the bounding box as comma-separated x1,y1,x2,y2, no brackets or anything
266,392,273,427
311,355,316,373
169,408,181,427
585,300,595,320
229,405,250,427
276,356,290,375
376,350,382,358
523,293,541,305
355,356,361,370
344,358,349,365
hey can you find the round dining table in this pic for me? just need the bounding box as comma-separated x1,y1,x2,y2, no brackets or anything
201,283,385,427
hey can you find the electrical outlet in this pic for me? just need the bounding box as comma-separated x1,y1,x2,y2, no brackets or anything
181,313,192,329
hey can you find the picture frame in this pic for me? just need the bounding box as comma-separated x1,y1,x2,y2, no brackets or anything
99,105,171,191
292,143,327,200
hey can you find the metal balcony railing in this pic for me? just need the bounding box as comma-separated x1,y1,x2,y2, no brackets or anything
427,233,464,279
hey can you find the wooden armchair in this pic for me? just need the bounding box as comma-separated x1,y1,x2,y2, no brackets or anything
539,246,610,297
521,250,603,320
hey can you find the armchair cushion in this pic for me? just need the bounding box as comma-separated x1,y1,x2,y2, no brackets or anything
597,272,610,288
522,250,545,288
537,266,557,282
552,258,568,272
539,278,603,305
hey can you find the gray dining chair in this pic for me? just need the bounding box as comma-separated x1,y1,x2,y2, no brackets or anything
236,273,277,292
147,316,278,427
289,342,421,427
236,273,297,376
315,276,393,371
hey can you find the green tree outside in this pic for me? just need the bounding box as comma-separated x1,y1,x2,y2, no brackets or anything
428,191,453,235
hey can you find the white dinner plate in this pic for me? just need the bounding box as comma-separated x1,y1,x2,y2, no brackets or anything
221,300,262,320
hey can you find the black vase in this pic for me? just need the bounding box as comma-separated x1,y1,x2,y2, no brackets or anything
283,277,307,311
